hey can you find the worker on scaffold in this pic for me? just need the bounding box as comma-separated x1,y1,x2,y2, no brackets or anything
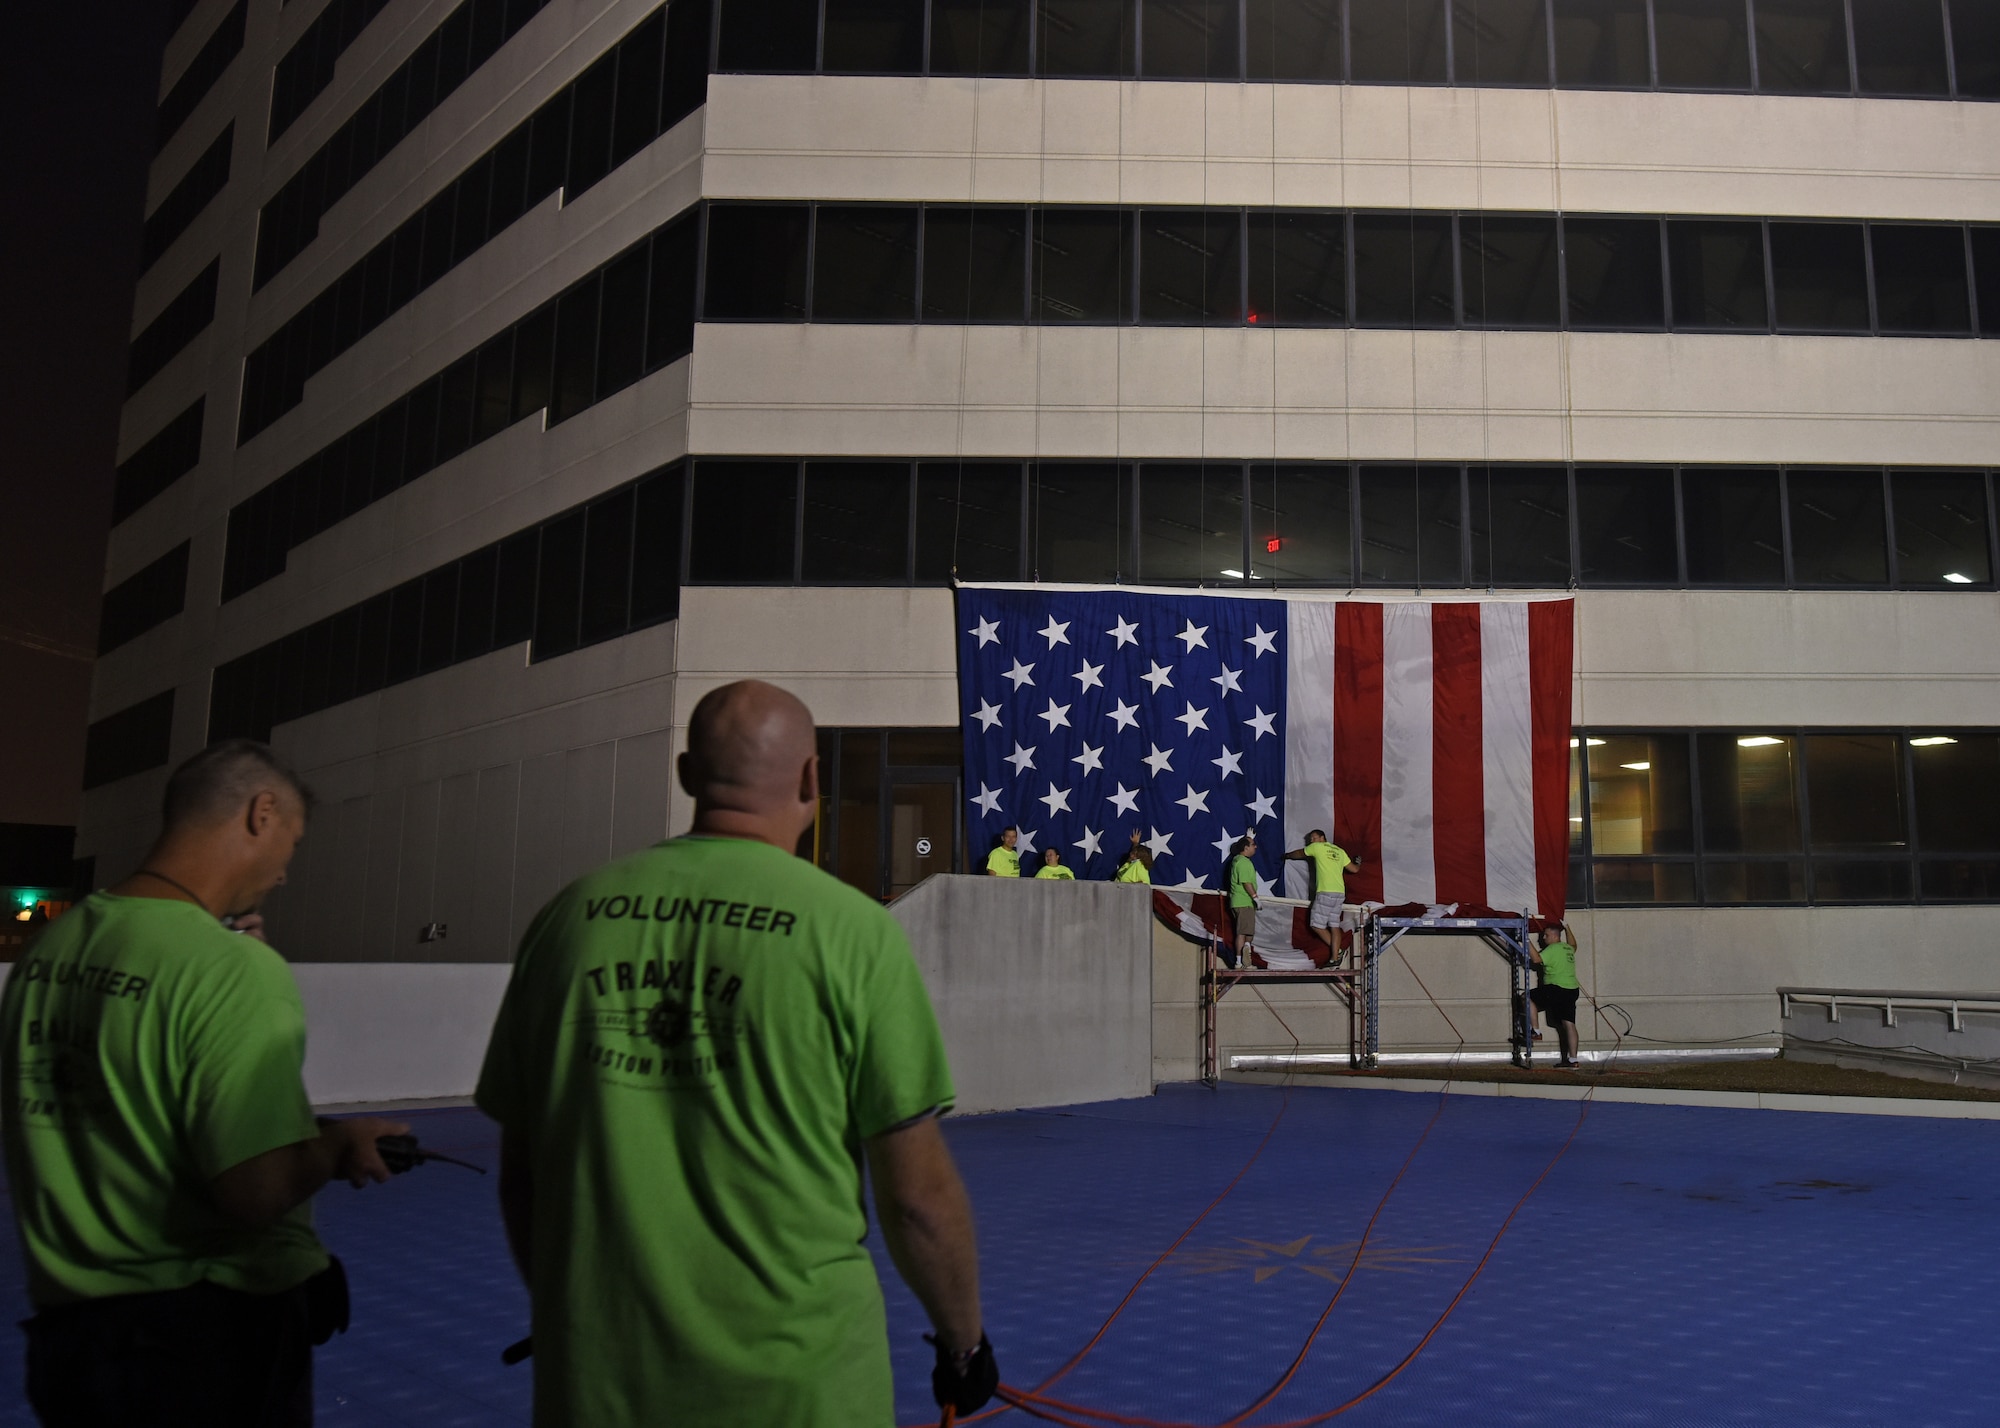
1283,830,1360,967
1530,922,1583,1070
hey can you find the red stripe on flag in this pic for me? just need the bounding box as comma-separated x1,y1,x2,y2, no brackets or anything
1334,603,1384,904
1528,600,1575,920
1431,603,1487,907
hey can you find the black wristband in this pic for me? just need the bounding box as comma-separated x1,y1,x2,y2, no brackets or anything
927,1332,998,1414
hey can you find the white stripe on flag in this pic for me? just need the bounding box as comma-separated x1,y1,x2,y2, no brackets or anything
1284,603,1339,903
1481,603,1537,913
1379,603,1435,905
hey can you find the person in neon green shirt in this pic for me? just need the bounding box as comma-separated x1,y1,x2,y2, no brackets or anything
1530,922,1582,1069
1113,828,1152,884
1226,834,1260,968
1033,847,1075,879
478,681,995,1426
1283,829,1360,966
984,826,1021,877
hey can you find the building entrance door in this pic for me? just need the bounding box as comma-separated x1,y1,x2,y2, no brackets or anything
887,775,958,899
811,728,963,900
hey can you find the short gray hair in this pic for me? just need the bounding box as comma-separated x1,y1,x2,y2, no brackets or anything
161,740,315,832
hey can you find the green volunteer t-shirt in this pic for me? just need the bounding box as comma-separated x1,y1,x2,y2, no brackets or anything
1540,941,1580,989
1228,855,1259,909
475,835,956,1428
1302,842,1353,896
1113,859,1150,884
985,846,1020,877
1033,865,1075,880
0,894,326,1306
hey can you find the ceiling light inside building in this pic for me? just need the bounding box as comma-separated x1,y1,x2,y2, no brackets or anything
1943,573,1973,584
1620,761,1650,771
1910,736,1958,746
1220,568,1245,579
1737,736,1782,747
1568,738,1607,747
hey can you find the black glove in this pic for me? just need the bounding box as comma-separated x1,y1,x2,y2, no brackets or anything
928,1332,998,1415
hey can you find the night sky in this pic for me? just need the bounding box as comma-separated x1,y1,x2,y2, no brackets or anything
0,5,171,826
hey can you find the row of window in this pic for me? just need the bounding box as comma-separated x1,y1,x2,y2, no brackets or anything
208,464,687,746
156,0,244,155
82,691,175,792
1568,729,2000,905
239,2,710,444
268,0,393,144
98,543,191,657
115,399,205,526
142,125,232,272
224,209,699,600
127,259,219,397
253,0,554,289
700,201,2000,336
717,0,1999,98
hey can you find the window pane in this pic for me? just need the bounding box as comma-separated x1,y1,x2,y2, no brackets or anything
1249,463,1351,583
1035,209,1133,322
1668,219,1768,330
1143,0,1238,77
917,463,1023,581
1569,740,1584,853
1564,216,1665,328
1247,0,1343,79
716,0,817,70
1921,859,2000,899
803,463,912,581
1977,228,2000,338
1469,466,1570,586
1032,462,1133,582
690,461,799,583
703,205,810,320
630,465,685,626
1248,211,1347,326
1869,224,1971,335
837,731,883,894
1593,861,1697,903
1812,860,1911,902
1769,221,1870,333
1553,0,1650,85
1804,734,1906,851
1788,469,1888,584
550,275,601,424
1452,0,1551,85
933,0,1033,73
1851,0,1949,94
533,510,584,659
1683,467,1783,584
1575,467,1677,583
924,208,1029,322
494,528,540,646
1951,0,2000,97
611,11,665,165
1358,465,1463,585
1352,213,1455,326
1460,215,1560,328
1705,861,1806,902
595,244,650,400
472,330,515,442
1588,734,1694,853
646,211,700,369
1139,211,1242,323
565,51,615,197
1753,0,1850,92
512,303,554,419
1038,0,1135,75
580,486,635,646
355,592,392,695
419,566,459,674
824,0,926,72
435,353,476,466
813,207,919,320
1698,732,1801,852
454,544,498,661
1653,0,1751,88
1893,470,1992,585
1139,464,1246,583
1349,0,1449,81
1911,733,2000,851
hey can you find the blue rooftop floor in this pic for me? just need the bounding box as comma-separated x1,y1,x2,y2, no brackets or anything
3,1082,1997,1426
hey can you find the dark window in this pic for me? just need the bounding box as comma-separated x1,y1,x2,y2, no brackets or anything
83,692,176,790
1667,219,1768,330
1248,211,1348,325
630,464,685,626
115,399,204,523
1460,214,1560,327
1139,211,1243,323
1976,228,2000,337
824,0,927,72
1769,221,1870,333
1753,0,1851,92
1682,467,1783,584
551,274,602,424
704,205,811,320
434,353,478,466
1143,0,1239,77
1038,0,1136,75
1893,470,1991,585
386,579,425,684
717,0,819,70
1452,0,1551,85
1805,733,1906,852
666,0,715,124
452,155,493,263
419,565,460,673
933,0,1034,72
473,330,516,443
142,125,232,269
495,528,541,645
489,120,533,236
98,542,191,655
533,509,585,658
596,244,651,400
917,463,1025,581
1349,0,1449,81
803,463,913,581
1869,224,1971,334
402,377,441,481
528,90,572,201
1247,0,1344,79
1358,465,1463,585
1575,467,1677,583
1563,216,1664,328
270,0,395,142
1787,469,1888,584
513,303,556,418
813,207,921,320
689,462,801,582
1035,209,1134,322
1652,0,1752,88
1352,212,1455,326
1032,462,1133,582
1553,0,1650,85
1139,464,1247,583
1698,731,1802,848
1951,0,2000,97
1250,463,1351,583
1469,466,1570,586
454,543,499,661
355,592,393,695
566,50,617,197
1587,733,1694,854
646,211,700,369
418,192,457,288
1912,734,2000,853
924,208,1030,322
128,259,219,394
157,1,246,153
580,487,636,645
611,10,665,165
1851,0,1949,94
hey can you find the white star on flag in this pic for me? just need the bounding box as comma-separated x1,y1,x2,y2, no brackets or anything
971,783,1003,816
1246,706,1277,740
1144,827,1174,860
1211,828,1241,860
972,699,1003,731
1107,783,1140,816
1175,786,1210,819
1211,665,1243,694
1005,742,1037,775
1074,827,1104,857
1038,697,1072,731
1143,661,1175,693
1212,747,1243,778
1248,788,1278,822
1107,616,1140,648
1174,701,1209,736
1004,659,1036,689
1038,784,1072,816
1246,625,1277,658
1016,829,1038,854
1176,620,1209,651
1143,744,1174,777
1072,743,1104,774
1173,872,1211,892
1107,699,1140,732
1073,660,1104,692
1039,616,1071,648
969,616,1001,647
